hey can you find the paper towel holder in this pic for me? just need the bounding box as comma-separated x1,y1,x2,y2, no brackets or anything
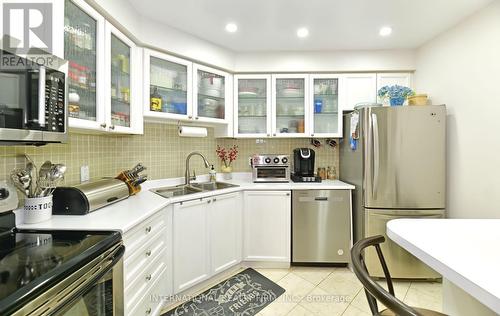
178,125,208,137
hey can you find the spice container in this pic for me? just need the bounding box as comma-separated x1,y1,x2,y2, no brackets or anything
317,167,327,180
327,166,337,180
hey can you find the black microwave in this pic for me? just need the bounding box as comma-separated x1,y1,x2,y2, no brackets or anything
0,50,67,145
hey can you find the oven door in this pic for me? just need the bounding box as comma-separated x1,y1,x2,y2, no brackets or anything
53,245,124,316
15,244,125,316
253,166,290,182
53,249,124,316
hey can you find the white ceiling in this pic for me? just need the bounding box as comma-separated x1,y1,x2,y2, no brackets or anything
128,0,493,52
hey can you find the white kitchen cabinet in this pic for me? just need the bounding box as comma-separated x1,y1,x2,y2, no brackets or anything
272,74,310,137
243,191,291,262
234,74,272,138
309,74,342,138
173,198,211,293
104,21,143,134
122,209,168,316
143,49,193,122
376,72,413,104
64,0,142,134
172,193,241,293
64,0,106,131
193,64,232,124
341,73,377,111
209,193,242,274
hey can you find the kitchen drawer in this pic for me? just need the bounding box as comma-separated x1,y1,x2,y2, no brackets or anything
124,229,166,287
125,250,167,312
127,267,168,316
123,210,166,258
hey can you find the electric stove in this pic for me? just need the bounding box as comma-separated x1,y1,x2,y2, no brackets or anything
0,182,124,315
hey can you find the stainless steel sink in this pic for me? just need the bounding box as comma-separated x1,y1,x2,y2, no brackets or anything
191,181,238,191
150,182,238,198
151,185,203,198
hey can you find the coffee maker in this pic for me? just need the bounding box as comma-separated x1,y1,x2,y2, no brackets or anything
291,148,322,182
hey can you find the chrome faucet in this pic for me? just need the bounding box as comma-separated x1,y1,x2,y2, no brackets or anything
185,152,211,185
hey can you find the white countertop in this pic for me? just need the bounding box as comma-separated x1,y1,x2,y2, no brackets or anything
16,173,354,233
387,219,500,314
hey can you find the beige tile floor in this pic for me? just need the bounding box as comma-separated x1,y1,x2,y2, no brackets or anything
163,266,443,316
255,267,443,316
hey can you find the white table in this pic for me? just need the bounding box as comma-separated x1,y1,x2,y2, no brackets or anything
387,219,500,316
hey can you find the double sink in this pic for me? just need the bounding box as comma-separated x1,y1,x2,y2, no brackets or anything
151,181,238,198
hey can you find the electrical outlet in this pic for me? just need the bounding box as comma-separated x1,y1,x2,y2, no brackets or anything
80,165,90,182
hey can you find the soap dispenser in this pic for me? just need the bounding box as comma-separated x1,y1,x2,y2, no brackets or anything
209,165,217,182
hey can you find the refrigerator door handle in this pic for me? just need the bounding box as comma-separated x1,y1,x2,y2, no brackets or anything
371,113,380,199
371,213,443,220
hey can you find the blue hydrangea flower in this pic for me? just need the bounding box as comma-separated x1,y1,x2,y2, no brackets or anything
378,85,414,99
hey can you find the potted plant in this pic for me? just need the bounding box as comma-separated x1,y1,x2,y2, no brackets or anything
216,145,238,179
378,85,415,106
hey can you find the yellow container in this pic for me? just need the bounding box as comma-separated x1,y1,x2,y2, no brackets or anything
408,94,428,106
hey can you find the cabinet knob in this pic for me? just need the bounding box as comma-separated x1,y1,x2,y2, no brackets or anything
195,116,199,120
146,307,152,315
188,115,193,119
146,250,152,257
213,198,217,202
273,133,276,136
311,133,314,136
207,200,211,204
266,134,270,137
145,226,152,233
100,123,107,128
109,125,115,130
286,193,290,196
146,274,152,281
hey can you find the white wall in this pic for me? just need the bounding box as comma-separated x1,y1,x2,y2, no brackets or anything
88,0,416,73
234,49,416,72
88,0,236,70
415,1,500,218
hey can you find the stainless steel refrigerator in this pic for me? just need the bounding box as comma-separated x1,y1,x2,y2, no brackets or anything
340,105,446,279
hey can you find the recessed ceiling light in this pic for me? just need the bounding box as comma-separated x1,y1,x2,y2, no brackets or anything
379,26,392,37
225,23,238,33
297,27,309,38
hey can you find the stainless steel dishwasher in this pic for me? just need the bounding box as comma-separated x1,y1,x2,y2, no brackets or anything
292,190,351,264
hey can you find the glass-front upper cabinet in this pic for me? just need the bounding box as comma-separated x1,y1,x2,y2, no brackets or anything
193,64,231,123
143,49,192,120
309,74,342,137
272,74,309,137
234,75,271,137
104,22,142,134
64,0,105,130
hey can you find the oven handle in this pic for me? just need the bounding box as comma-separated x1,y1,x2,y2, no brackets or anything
50,245,125,315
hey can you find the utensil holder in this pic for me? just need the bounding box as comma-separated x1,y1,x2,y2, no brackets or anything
24,195,53,224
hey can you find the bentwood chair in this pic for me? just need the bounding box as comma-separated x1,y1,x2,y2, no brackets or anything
350,235,447,316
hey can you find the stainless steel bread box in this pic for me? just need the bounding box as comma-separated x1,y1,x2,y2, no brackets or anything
53,178,130,215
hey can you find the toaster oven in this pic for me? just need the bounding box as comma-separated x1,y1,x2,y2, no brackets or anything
251,154,290,183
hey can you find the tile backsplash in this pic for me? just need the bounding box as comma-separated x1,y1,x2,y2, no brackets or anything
217,138,339,173
0,123,338,186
